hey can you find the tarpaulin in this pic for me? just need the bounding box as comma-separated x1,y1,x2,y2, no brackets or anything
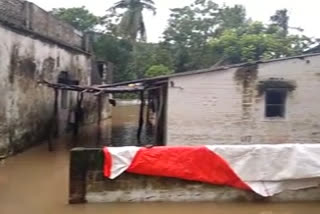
103,144,320,197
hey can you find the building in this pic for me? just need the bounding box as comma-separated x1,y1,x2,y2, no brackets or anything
0,0,111,156
110,53,320,146
66,53,320,203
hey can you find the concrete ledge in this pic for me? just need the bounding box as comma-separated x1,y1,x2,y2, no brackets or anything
69,148,320,204
69,148,103,204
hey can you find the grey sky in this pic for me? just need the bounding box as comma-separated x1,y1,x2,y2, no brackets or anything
30,0,319,43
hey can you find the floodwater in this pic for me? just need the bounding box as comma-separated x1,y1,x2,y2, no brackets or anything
1,105,320,214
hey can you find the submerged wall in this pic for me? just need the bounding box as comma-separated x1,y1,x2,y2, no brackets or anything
69,148,320,203
166,55,320,145
0,0,110,156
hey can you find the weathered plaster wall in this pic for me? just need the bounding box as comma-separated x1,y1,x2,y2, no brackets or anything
0,23,100,155
0,0,112,156
0,0,25,26
167,55,320,145
0,0,84,49
29,3,84,49
86,172,320,203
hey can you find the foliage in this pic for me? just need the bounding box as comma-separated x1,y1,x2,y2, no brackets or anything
108,0,156,42
209,21,314,63
93,36,173,81
163,0,248,72
51,6,100,32
270,9,289,35
164,0,315,69
54,0,318,84
145,65,172,78
93,35,134,82
128,43,174,78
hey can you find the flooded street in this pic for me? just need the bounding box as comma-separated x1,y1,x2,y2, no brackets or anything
0,105,320,214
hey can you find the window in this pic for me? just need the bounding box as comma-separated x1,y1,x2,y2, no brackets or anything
58,71,70,109
265,88,287,118
97,63,104,79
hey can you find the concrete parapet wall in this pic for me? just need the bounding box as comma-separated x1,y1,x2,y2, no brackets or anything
0,0,25,26
69,148,320,204
0,0,85,50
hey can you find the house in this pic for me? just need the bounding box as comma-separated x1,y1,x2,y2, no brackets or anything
109,53,320,146
0,0,111,156
59,44,320,204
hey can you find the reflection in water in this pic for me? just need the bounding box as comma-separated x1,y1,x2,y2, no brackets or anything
111,105,152,146
75,105,152,147
0,105,320,214
111,105,141,146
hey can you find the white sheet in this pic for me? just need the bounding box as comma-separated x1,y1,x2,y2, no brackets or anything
207,144,320,196
107,146,140,179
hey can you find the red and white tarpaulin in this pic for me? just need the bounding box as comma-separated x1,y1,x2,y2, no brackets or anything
103,144,320,197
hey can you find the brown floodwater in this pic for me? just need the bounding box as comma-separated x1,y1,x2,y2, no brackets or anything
1,105,320,214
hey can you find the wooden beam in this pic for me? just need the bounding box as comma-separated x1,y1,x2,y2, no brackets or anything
39,80,144,94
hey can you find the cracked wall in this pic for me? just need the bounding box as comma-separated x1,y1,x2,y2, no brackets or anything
0,24,107,156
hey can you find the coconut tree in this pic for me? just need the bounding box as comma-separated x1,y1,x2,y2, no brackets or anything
109,0,156,43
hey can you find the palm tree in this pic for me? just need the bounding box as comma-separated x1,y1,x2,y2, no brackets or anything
109,0,156,43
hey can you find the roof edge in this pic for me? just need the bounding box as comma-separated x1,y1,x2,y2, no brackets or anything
107,52,320,87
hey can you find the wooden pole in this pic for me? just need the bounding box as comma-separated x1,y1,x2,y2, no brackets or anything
96,95,102,146
73,92,83,137
48,88,59,151
137,91,145,146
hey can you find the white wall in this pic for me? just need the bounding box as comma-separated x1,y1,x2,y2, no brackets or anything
166,55,320,145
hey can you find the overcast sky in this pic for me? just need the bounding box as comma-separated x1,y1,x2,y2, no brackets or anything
30,0,319,43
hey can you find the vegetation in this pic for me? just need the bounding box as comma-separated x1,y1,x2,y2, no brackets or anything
108,0,156,43
51,6,100,32
145,65,172,78
52,0,317,83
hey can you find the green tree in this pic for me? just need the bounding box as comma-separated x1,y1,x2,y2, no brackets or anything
145,65,172,78
51,6,100,32
164,1,314,71
270,9,289,35
163,0,247,72
93,35,134,82
109,0,156,43
126,42,174,79
209,21,313,64
215,4,247,36
93,36,174,82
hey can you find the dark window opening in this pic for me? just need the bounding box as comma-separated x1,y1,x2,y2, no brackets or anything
58,71,70,109
265,89,287,118
58,71,70,84
97,63,104,78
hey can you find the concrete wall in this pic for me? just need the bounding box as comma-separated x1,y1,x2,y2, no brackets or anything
69,148,320,203
28,3,84,49
0,0,84,49
0,24,90,155
167,55,320,145
0,0,25,26
0,22,112,157
86,173,320,203
0,0,112,156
